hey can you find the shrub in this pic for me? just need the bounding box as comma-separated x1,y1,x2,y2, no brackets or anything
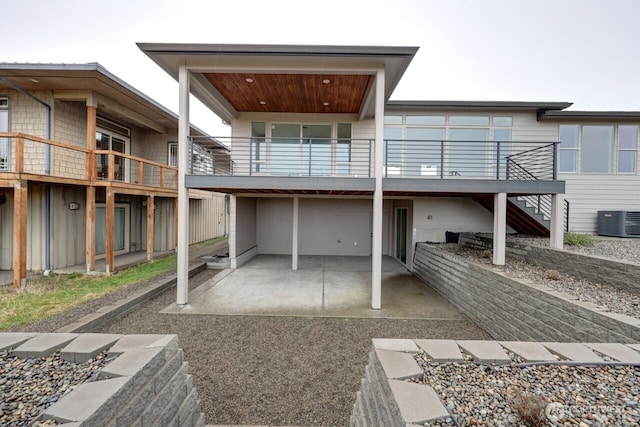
508,389,549,426
564,232,596,247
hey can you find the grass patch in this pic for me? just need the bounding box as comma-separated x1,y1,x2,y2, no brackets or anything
0,254,177,331
197,235,228,248
564,231,596,247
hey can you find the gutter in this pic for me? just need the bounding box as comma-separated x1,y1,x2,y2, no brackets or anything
0,77,53,272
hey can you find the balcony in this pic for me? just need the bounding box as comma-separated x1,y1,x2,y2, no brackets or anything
187,136,562,195
0,132,178,195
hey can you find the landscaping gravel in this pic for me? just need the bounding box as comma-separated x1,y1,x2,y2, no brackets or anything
0,350,109,426
508,235,640,265
414,353,640,426
447,243,640,320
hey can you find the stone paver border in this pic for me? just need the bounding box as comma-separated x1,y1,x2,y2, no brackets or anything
351,338,640,426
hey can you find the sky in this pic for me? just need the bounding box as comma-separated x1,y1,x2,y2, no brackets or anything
2,0,640,136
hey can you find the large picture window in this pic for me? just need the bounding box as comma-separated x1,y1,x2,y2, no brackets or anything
560,124,636,175
383,114,511,177
581,125,614,173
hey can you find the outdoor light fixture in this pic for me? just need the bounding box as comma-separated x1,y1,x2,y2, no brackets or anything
322,102,330,106
259,100,266,105
69,202,80,210
245,77,254,83
322,79,330,84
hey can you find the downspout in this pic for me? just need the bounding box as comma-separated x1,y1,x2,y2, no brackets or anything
0,78,52,271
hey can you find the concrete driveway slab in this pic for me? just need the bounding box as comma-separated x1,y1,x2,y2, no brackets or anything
161,255,466,320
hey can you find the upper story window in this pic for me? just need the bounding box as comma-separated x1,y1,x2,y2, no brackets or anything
559,124,638,175
618,125,638,174
382,114,512,177
0,97,8,171
167,141,214,174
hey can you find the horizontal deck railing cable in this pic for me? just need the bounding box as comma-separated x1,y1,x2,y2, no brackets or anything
191,137,560,182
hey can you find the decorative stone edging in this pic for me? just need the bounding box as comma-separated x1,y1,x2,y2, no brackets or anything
412,243,640,343
351,338,640,426
0,333,205,426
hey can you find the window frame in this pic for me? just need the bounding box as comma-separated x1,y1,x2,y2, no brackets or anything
0,96,9,171
617,125,638,174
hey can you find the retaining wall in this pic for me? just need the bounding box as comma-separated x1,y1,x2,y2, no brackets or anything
412,243,640,343
0,333,205,426
459,233,640,295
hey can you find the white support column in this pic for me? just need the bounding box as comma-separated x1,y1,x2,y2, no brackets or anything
371,67,385,310
176,64,190,306
550,194,565,250
493,192,507,266
292,196,299,270
229,194,238,269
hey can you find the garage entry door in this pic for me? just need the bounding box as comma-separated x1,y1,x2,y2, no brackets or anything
256,198,372,256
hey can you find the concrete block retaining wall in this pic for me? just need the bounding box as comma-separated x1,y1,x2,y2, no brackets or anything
459,233,640,295
412,243,640,343
0,333,205,426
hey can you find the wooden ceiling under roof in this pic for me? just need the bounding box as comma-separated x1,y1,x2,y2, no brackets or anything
203,73,372,114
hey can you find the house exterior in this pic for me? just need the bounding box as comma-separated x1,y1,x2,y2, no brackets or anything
138,43,574,309
0,63,229,287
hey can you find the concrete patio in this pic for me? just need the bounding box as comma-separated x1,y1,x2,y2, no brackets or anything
161,255,465,320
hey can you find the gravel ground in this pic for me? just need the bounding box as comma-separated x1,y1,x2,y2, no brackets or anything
8,268,490,426
0,351,110,426
508,235,640,265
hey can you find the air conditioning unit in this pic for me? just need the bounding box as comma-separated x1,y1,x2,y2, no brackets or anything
597,211,640,237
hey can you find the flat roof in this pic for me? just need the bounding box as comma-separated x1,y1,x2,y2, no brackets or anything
138,43,419,121
386,100,573,111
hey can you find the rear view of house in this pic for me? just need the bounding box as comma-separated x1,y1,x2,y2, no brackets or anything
0,63,228,287
138,43,569,309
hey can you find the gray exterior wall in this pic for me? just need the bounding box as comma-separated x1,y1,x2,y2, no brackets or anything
235,197,257,255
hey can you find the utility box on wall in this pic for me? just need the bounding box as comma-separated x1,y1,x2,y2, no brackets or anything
597,211,640,237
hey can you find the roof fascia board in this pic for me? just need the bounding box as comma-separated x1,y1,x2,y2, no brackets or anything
539,110,640,121
385,100,573,111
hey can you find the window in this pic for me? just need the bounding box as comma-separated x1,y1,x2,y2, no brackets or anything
559,125,579,173
582,125,614,173
0,97,8,171
336,123,352,174
250,122,266,173
449,115,490,126
493,116,513,126
406,115,445,125
168,141,214,174
618,125,638,173
167,142,178,167
384,115,403,125
96,126,129,181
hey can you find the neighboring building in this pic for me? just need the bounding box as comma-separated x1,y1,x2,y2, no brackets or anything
0,63,229,287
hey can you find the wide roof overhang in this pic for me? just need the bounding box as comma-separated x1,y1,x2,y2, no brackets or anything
137,43,419,123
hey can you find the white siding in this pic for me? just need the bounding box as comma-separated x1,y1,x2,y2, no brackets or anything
236,197,257,255
413,197,496,243
560,174,640,233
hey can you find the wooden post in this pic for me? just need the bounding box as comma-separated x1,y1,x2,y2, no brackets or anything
15,137,24,173
159,167,165,188
108,153,115,181
138,162,144,185
86,106,97,180
105,189,115,273
147,195,155,261
85,186,95,272
13,181,27,288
